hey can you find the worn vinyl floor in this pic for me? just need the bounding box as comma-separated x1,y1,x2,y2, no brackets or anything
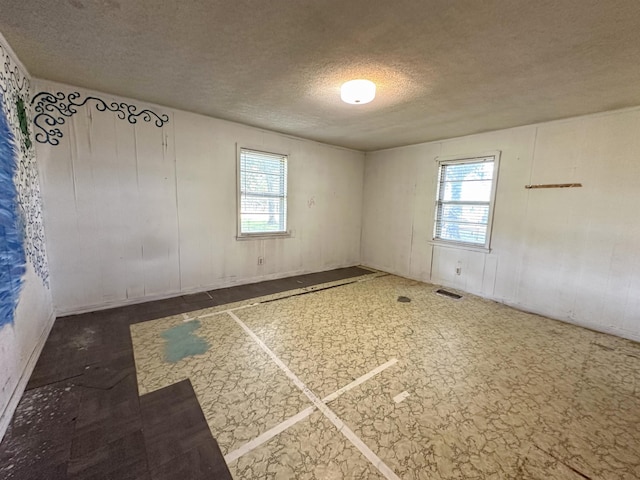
0,266,372,479
131,273,640,480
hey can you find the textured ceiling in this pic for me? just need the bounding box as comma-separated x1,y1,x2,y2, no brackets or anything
2,0,640,151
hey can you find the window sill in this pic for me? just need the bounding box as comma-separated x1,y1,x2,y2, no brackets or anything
429,239,492,253
236,232,292,241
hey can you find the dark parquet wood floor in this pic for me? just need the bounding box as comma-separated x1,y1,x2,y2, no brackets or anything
0,267,371,479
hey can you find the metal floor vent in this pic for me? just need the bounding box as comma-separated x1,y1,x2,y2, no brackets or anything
435,289,462,300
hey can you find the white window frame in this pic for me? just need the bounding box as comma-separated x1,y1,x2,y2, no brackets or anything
432,151,500,251
236,145,290,240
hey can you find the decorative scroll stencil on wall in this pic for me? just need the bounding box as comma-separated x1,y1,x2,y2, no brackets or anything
31,91,170,146
0,43,49,288
0,92,26,327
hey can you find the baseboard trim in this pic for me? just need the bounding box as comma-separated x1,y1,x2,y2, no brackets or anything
494,298,640,343
0,310,56,442
55,263,363,316
361,265,640,343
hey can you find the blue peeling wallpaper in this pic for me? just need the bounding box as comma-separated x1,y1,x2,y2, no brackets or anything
0,92,25,327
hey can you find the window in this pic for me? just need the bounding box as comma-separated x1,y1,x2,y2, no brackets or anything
433,152,499,249
237,147,288,237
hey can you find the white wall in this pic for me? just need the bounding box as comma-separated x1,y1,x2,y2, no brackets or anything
362,107,640,342
0,35,54,440
35,80,364,315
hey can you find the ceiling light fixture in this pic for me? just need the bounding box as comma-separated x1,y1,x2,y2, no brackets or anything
340,79,376,105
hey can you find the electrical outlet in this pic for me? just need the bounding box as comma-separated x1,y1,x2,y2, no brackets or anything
258,256,264,266
455,266,462,275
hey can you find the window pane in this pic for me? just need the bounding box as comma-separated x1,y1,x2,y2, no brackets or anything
241,214,285,233
239,148,287,235
241,171,286,196
241,153,286,176
434,157,496,246
441,179,493,202
438,203,489,225
442,161,493,182
437,221,487,244
241,195,285,215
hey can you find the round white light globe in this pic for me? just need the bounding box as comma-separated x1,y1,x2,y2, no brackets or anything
340,79,376,105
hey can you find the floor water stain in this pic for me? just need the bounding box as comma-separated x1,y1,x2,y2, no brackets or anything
161,320,209,363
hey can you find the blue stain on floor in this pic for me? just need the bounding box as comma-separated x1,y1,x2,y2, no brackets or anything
161,320,210,363
0,93,26,329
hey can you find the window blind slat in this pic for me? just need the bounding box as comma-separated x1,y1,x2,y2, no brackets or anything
438,204,490,224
